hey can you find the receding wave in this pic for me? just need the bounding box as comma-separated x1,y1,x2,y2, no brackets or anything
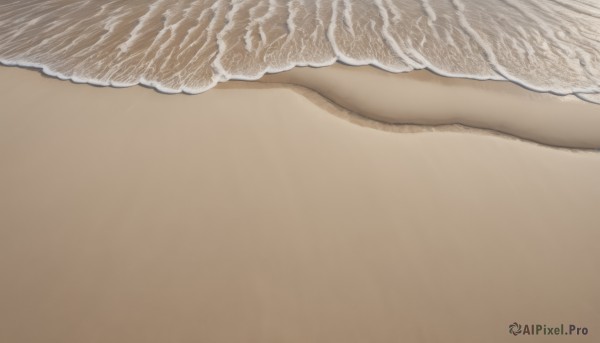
1,0,600,99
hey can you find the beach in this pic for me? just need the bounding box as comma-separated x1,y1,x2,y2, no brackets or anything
1,65,599,342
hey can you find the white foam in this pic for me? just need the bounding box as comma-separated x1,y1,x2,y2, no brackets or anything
0,0,599,101
118,0,166,54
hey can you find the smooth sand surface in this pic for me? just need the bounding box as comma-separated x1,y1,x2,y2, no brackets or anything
1,66,599,342
261,64,600,149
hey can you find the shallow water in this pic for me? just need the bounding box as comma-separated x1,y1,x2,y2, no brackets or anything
1,0,599,97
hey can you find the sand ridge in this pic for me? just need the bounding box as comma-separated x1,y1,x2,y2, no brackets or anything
258,64,600,149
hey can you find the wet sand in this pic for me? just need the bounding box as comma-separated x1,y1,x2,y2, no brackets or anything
260,64,600,149
1,65,599,342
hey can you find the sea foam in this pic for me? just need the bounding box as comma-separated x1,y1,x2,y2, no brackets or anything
0,0,599,100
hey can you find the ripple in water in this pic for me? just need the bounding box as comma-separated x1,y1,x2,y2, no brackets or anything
1,0,599,99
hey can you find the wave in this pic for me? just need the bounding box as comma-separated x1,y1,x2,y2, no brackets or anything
1,0,600,100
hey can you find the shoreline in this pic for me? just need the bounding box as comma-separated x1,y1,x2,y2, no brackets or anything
258,64,600,149
3,64,600,149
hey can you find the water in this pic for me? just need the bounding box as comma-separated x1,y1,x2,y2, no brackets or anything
1,0,599,98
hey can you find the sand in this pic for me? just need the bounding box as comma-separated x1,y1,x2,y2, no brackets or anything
261,64,600,149
0,65,599,343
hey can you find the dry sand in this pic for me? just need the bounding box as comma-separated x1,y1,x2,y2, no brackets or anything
0,65,599,343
